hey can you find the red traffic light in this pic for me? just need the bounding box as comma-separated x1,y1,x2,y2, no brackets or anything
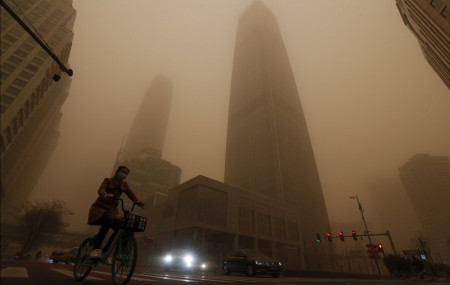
326,232,332,242
339,231,344,241
377,244,384,252
352,230,357,240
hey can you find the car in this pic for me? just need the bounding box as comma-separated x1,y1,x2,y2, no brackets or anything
162,248,196,272
49,247,78,264
222,249,282,278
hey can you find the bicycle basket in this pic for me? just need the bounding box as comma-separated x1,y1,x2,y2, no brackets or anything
117,214,147,232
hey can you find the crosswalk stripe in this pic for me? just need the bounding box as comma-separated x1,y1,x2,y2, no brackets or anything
137,272,228,282
0,267,28,278
91,270,158,282
52,269,102,280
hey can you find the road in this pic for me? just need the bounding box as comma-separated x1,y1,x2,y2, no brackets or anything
1,261,448,285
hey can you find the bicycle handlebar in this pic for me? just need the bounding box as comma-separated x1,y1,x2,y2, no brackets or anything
115,197,143,216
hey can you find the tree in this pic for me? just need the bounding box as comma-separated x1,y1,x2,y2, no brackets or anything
11,199,73,256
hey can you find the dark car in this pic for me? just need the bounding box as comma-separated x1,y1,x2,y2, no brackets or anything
222,249,282,278
49,247,78,264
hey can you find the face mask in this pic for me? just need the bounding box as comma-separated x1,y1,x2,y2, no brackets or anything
117,172,127,181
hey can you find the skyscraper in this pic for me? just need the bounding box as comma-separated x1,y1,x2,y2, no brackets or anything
399,154,450,263
396,0,450,89
225,0,330,256
0,0,76,207
113,75,181,199
123,75,172,159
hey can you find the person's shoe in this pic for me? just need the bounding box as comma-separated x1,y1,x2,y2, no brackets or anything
89,249,102,259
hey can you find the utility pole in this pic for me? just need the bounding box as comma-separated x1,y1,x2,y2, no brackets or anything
349,195,382,277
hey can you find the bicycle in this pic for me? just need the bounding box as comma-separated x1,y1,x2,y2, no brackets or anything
73,198,147,285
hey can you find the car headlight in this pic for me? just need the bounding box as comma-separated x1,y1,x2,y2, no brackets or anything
278,262,282,266
201,263,206,269
164,255,172,263
255,260,264,265
184,254,194,267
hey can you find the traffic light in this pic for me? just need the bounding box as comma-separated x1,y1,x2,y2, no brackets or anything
377,244,384,253
339,231,344,241
316,233,321,243
326,232,332,242
352,230,357,241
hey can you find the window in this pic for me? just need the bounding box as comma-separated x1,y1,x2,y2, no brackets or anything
1,62,15,72
12,117,18,135
5,86,20,96
25,101,30,118
441,6,449,18
18,109,24,127
430,0,440,8
0,136,5,153
1,94,14,104
25,63,39,73
5,127,12,143
8,55,22,65
13,78,27,87
14,49,27,58
19,70,33,80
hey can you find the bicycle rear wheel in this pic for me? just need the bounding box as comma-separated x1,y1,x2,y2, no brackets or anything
73,237,95,281
111,233,137,285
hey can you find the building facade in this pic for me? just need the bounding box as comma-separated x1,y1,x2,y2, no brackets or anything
147,175,316,271
396,0,450,89
0,0,76,207
113,75,180,200
224,1,331,268
399,154,450,263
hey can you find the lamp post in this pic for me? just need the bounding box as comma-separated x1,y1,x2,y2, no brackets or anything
349,195,382,276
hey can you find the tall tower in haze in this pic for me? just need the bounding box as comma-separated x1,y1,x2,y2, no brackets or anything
399,154,450,263
114,75,181,200
0,0,76,208
225,0,330,260
123,75,172,158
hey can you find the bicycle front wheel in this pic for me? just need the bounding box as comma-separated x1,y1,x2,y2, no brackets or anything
111,233,137,285
73,237,95,281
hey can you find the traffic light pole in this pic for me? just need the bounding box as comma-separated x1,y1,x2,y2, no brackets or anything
349,195,382,277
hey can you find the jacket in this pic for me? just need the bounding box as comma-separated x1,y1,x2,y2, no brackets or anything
87,177,139,225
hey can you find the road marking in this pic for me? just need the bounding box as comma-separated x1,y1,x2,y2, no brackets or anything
134,272,200,282
52,269,102,280
0,267,28,278
91,270,158,282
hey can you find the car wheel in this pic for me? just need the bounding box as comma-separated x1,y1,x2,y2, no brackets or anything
272,273,280,278
246,264,256,277
64,258,71,264
223,264,231,275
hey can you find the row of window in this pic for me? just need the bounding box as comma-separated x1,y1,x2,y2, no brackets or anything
430,0,450,18
0,66,56,155
238,207,299,242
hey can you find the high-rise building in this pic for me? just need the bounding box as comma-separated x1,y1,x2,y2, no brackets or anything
123,75,172,159
399,154,450,263
113,75,181,200
0,0,76,207
225,1,331,268
396,0,450,89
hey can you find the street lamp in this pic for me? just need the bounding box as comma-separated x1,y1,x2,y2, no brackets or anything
349,195,382,276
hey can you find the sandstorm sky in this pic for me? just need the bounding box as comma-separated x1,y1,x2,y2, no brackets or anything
30,0,450,249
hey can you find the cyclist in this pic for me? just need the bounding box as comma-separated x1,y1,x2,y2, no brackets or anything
87,165,144,259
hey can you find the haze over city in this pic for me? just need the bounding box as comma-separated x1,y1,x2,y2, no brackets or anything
28,0,450,253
